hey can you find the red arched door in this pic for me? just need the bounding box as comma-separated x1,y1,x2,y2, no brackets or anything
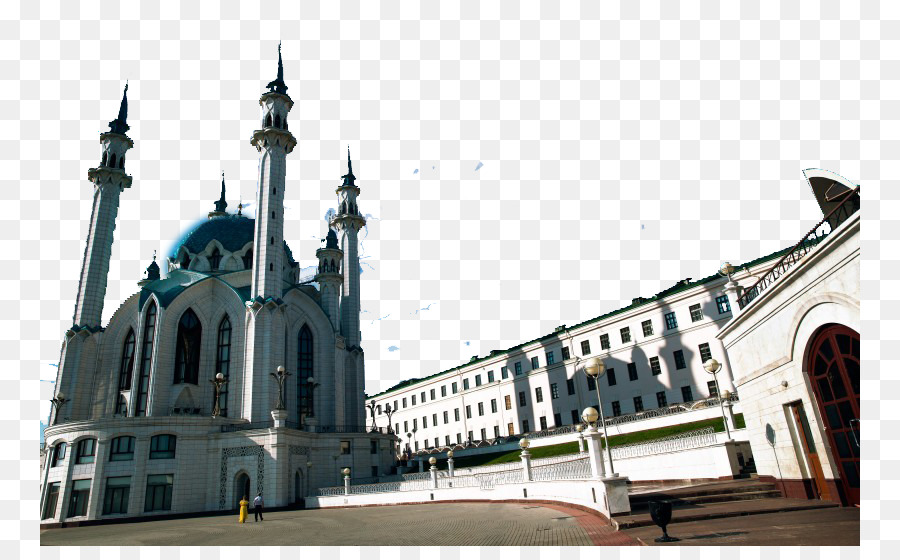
807,325,860,505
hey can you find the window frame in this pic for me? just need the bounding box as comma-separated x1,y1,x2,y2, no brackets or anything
148,434,176,460
75,438,96,464
689,303,703,322
664,311,678,330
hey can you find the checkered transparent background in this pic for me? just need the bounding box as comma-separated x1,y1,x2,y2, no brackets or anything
1,0,894,556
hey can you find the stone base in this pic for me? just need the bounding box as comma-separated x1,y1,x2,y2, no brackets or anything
600,476,631,516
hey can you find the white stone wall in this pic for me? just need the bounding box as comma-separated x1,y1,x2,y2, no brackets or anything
718,214,859,487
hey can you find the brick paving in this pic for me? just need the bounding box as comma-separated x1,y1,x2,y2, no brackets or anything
41,502,639,546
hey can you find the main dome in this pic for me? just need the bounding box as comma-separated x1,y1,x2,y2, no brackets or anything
173,214,295,264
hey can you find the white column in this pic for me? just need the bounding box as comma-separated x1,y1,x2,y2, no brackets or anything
447,457,455,478
343,475,350,495
430,465,438,489
520,450,533,482
584,428,607,479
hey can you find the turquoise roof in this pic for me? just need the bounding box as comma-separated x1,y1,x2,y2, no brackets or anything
138,270,251,310
172,214,295,264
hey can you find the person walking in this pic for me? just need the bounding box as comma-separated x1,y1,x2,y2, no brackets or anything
253,492,264,522
238,495,249,523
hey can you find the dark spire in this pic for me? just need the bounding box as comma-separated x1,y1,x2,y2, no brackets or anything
265,42,289,95
341,146,357,187
108,82,130,135
144,250,160,282
326,228,338,249
214,172,228,213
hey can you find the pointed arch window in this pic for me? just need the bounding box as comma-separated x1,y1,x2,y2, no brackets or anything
118,328,136,390
174,309,202,385
135,302,157,416
109,153,117,168
242,249,253,269
297,326,314,419
209,248,221,270
181,253,191,270
274,114,281,128
101,151,108,166
119,155,125,169
215,315,232,417
265,114,272,128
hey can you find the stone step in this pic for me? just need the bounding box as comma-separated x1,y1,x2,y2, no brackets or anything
630,489,783,510
613,498,839,530
630,481,778,506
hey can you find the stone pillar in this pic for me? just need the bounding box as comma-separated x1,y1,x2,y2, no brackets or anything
430,465,438,489
86,439,109,519
723,280,744,317
127,437,150,516
584,428,607,479
600,477,632,516
447,457,455,478
271,409,287,428
269,419,289,507
724,400,737,429
343,475,350,495
577,431,586,453
520,449,533,482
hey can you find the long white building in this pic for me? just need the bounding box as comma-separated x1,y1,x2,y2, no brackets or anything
366,252,786,454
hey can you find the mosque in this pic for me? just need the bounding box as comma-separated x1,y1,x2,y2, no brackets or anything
40,46,395,524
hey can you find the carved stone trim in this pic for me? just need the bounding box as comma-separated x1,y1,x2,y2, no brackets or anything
218,445,265,510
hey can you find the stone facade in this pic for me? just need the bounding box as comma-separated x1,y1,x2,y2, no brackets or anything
718,170,860,505
41,47,393,525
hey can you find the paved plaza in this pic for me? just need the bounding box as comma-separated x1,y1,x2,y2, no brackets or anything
40,502,639,547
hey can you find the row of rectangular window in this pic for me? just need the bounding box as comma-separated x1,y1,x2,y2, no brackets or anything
49,435,175,468
406,382,722,451
42,473,175,520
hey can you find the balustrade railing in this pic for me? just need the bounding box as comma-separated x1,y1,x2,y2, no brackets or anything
610,427,717,460
739,186,860,309
604,393,739,427
531,457,592,481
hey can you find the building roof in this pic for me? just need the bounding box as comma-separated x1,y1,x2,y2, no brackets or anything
366,244,794,400
172,214,296,264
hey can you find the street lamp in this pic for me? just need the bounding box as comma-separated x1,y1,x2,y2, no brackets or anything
583,357,617,476
210,372,227,418
703,358,733,441
50,391,68,425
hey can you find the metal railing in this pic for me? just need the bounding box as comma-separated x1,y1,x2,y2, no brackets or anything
604,393,739,427
531,457,592,481
530,451,589,467
220,421,272,432
739,186,860,309
609,427,717,460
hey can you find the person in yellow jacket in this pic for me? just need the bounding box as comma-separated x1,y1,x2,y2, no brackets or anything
238,495,249,523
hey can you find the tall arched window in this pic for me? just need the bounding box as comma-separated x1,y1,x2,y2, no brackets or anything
242,249,253,269
115,394,128,415
109,153,117,168
100,151,108,166
209,248,221,270
181,253,191,270
297,326,314,419
274,114,281,128
119,155,125,169
135,302,157,416
118,328,136,390
215,315,232,417
174,309,202,385
265,114,272,127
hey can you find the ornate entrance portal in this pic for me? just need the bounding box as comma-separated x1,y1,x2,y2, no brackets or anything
806,324,860,505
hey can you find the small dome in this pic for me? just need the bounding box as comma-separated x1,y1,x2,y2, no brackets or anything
173,214,295,264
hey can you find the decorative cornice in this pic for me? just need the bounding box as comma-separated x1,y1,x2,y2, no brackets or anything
250,127,297,154
87,166,133,189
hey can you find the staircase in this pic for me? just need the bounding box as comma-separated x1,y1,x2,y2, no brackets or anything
614,479,839,530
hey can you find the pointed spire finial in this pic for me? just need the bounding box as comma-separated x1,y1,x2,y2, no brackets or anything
342,146,357,187
108,81,130,135
237,202,243,216
266,42,289,95
210,171,228,217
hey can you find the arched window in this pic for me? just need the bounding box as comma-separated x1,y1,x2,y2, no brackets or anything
242,249,252,269
215,315,231,417
265,114,272,127
109,153,117,168
297,325,314,420
75,438,96,464
274,114,281,128
181,253,191,270
109,436,135,461
209,248,221,270
115,394,128,416
118,328,136,390
50,442,67,468
341,201,347,214
330,259,336,272
135,302,157,416
119,155,125,169
174,309,202,385
149,434,177,459
101,151,108,166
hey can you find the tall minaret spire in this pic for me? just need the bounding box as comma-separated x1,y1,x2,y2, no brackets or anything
244,44,297,423
72,83,134,329
209,171,228,218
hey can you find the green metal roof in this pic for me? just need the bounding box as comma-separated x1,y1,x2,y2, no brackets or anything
366,244,793,400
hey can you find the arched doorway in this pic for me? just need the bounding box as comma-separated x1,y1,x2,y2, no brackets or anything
294,469,305,505
234,472,251,509
806,324,860,505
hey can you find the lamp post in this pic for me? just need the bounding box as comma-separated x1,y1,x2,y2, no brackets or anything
429,456,438,488
270,365,290,410
367,400,378,432
384,403,395,433
210,372,227,418
519,438,533,481
581,408,606,478
703,358,733,441
342,467,351,495
447,450,455,478
583,357,616,476
50,391,68,425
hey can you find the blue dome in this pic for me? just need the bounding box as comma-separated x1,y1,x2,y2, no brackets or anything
173,214,295,264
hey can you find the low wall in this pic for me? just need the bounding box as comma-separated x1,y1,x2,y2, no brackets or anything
306,478,626,519
615,438,748,481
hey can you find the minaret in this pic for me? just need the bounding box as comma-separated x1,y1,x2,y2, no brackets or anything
250,42,296,299
331,148,367,347
315,229,343,331
72,83,134,329
244,44,296,423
